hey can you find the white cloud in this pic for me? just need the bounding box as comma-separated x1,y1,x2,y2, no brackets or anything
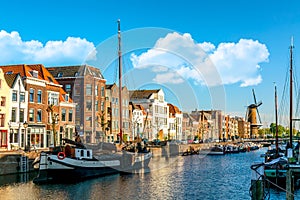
0,30,96,66
130,32,269,87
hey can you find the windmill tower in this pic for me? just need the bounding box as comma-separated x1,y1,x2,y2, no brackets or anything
246,89,263,138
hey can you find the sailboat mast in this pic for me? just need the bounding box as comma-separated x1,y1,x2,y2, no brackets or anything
275,84,279,157
118,19,123,144
289,37,294,148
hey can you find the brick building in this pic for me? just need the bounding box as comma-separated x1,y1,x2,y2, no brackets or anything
0,64,76,148
47,65,106,144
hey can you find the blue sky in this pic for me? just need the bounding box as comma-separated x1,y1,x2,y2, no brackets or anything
1,0,300,126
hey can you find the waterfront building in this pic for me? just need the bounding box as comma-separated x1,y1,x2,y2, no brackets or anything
182,112,198,141
223,115,231,140
237,117,251,139
47,65,106,144
105,84,131,142
167,103,183,140
4,73,28,150
0,64,76,148
105,84,117,143
190,109,212,142
0,69,11,149
129,89,169,141
130,103,144,140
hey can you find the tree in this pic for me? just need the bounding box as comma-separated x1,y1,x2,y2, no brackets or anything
269,123,287,138
47,104,59,147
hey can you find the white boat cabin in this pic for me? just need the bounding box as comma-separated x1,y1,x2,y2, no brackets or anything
74,148,93,159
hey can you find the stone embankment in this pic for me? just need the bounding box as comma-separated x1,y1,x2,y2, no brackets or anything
0,150,40,175
0,142,243,175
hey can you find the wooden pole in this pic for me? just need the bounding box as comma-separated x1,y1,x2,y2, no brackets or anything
251,162,264,200
286,168,294,200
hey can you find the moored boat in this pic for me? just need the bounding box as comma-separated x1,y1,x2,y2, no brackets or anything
199,145,225,155
33,139,121,184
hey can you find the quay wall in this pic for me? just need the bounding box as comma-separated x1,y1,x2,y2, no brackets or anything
150,143,218,157
0,151,37,175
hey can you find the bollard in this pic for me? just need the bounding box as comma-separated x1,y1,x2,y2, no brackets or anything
251,161,264,200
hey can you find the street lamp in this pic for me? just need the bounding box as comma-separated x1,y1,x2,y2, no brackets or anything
23,121,28,151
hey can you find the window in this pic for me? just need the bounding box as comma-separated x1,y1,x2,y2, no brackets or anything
95,100,98,111
11,108,17,122
86,100,92,111
20,92,25,102
37,90,42,103
19,108,24,122
68,110,73,122
86,116,92,127
86,84,92,95
101,101,104,111
37,110,42,122
101,86,105,96
0,114,4,127
48,92,59,105
65,84,71,93
0,79,1,89
61,109,66,121
57,72,63,77
0,97,5,106
65,94,69,102
12,91,17,101
30,88,34,102
95,85,98,96
74,84,80,95
29,109,34,122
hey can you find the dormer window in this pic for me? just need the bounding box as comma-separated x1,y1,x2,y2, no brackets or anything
57,72,63,77
74,72,78,77
6,71,13,75
65,94,69,102
30,70,38,78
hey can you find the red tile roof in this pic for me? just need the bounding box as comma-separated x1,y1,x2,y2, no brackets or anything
0,64,60,85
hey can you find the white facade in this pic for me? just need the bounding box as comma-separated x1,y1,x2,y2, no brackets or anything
150,90,169,140
132,109,143,139
8,75,28,150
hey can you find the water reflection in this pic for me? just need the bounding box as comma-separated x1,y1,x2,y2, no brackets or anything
0,149,299,199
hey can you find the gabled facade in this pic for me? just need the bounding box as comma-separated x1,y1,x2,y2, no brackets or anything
47,65,106,144
0,69,11,149
0,64,76,148
182,112,197,141
130,103,144,140
168,103,183,140
5,73,28,150
129,89,169,141
105,84,130,142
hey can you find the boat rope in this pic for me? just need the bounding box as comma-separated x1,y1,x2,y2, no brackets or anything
249,162,296,199
249,163,270,200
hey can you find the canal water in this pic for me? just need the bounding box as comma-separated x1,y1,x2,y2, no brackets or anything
0,148,299,200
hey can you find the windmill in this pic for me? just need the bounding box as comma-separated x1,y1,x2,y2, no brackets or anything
245,89,263,138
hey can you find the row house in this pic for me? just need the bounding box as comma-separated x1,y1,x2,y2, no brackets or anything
223,115,241,141
47,65,106,144
129,89,169,141
0,64,76,149
105,84,131,143
237,117,251,139
182,112,198,141
5,73,28,150
130,103,144,140
190,109,212,141
0,69,11,149
168,103,183,140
